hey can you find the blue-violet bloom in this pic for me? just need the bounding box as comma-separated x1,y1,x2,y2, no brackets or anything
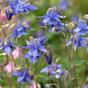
24,36,47,64
40,64,64,79
66,33,88,50
11,23,29,38
0,39,15,55
40,7,66,33
6,0,37,20
12,68,33,84
72,19,88,35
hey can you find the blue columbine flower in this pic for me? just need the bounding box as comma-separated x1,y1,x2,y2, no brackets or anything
67,19,88,50
12,68,33,84
6,0,37,20
0,39,15,55
40,64,64,79
66,33,88,50
40,7,66,33
59,0,69,11
24,36,47,64
11,23,29,38
72,19,88,35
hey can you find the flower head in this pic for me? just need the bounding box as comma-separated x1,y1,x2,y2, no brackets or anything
24,36,47,64
12,69,33,84
4,61,15,73
66,34,88,50
11,23,29,38
72,19,88,35
12,68,34,84
12,47,22,59
6,0,37,20
0,39,15,55
40,7,66,33
40,64,64,79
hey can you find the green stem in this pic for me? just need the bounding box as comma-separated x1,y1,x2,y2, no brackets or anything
71,47,78,88
63,24,71,88
73,50,78,88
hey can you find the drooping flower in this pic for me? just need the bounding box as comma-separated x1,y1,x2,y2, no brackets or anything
40,64,64,79
0,39,15,55
12,47,22,59
4,61,15,73
6,0,37,20
66,34,88,50
40,7,66,33
24,36,47,64
67,19,88,50
12,68,34,84
11,23,29,38
72,19,88,35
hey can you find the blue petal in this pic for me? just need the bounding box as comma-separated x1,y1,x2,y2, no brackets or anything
27,4,37,11
3,46,12,54
12,71,20,76
30,56,38,64
40,66,49,73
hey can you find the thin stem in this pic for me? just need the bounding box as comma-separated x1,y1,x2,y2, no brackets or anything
71,47,78,88
25,58,30,67
68,53,73,88
80,72,84,88
64,23,72,88
73,50,78,88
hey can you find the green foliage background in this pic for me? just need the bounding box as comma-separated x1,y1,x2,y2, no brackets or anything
0,0,88,88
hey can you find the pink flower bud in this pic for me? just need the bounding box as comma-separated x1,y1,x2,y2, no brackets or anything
29,81,37,88
12,47,22,59
4,62,15,73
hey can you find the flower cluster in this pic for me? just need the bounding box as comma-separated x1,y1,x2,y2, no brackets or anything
0,0,76,86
